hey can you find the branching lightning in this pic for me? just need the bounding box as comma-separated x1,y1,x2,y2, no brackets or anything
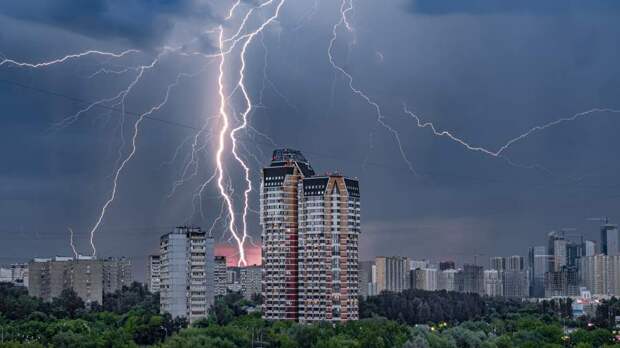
329,0,418,175
87,67,200,257
68,227,79,259
403,105,620,159
0,50,139,69
199,0,286,266
330,0,619,176
6,0,619,264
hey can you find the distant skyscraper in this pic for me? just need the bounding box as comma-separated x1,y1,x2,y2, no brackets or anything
528,246,547,298
359,261,374,298
507,255,525,271
490,257,506,271
261,149,361,323
159,226,215,323
503,271,529,298
214,256,228,297
413,268,438,291
410,260,429,270
584,240,596,256
483,270,502,297
438,269,459,292
375,256,410,293
102,257,132,294
499,255,528,298
548,231,568,271
545,266,579,297
146,255,161,293
601,222,620,256
579,254,609,295
607,256,620,296
462,264,484,295
439,261,455,271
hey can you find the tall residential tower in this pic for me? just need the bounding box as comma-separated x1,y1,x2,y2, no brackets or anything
159,226,215,323
260,149,361,323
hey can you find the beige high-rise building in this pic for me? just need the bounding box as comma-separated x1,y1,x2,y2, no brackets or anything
579,254,609,295
375,256,410,293
261,149,315,321
608,256,620,295
297,174,361,323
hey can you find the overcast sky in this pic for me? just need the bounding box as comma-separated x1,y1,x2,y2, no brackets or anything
1,0,620,278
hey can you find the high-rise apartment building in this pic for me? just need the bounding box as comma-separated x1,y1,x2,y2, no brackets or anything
507,255,524,271
102,257,132,294
297,174,361,322
548,231,568,272
439,261,455,271
528,246,547,298
28,256,103,305
579,254,609,295
214,256,228,297
438,269,459,292
601,222,620,256
359,261,374,298
410,260,429,270
483,270,502,297
503,270,529,298
159,226,215,323
240,265,262,300
146,255,161,293
607,256,620,295
375,256,410,293
261,149,361,323
413,268,438,291
584,240,596,257
490,257,506,272
261,149,315,321
462,264,484,295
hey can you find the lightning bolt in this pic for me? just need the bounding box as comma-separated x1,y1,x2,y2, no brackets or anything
230,0,286,265
331,0,619,175
203,0,285,266
167,115,217,199
404,105,620,159
225,0,242,20
88,66,200,257
213,25,248,266
68,227,79,259
0,49,139,69
329,0,418,174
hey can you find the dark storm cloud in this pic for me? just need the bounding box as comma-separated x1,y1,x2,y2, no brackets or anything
0,0,211,47
407,0,620,15
2,0,620,277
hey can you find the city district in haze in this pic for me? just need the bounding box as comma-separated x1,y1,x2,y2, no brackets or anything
3,149,619,322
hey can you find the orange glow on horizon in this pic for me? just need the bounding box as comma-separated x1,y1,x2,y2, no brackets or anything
215,243,261,266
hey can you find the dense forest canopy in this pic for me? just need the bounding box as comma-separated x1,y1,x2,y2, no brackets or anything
1,283,619,347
